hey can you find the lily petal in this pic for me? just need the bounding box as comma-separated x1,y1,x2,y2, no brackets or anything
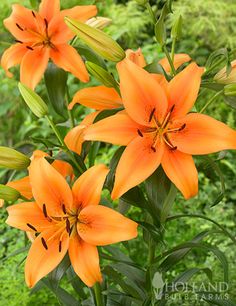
161,147,198,199
72,164,109,209
50,44,89,83
111,136,164,199
61,5,97,21
170,113,236,155
1,43,28,77
65,111,99,155
39,0,60,22
29,157,73,216
25,227,69,288
20,47,50,89
117,58,168,126
159,53,191,73
69,234,102,287
7,176,32,200
84,112,142,146
78,205,138,245
125,48,146,67
6,202,54,232
52,160,74,180
68,86,122,110
167,62,204,118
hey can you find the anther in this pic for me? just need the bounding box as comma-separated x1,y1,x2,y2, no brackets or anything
59,241,62,252
170,104,175,113
44,18,48,29
66,219,71,234
41,237,48,250
32,11,36,18
15,39,23,44
16,23,24,31
27,223,37,232
137,129,143,137
179,123,186,131
42,204,48,218
170,146,178,151
26,46,34,51
151,146,156,153
62,204,67,214
149,108,156,122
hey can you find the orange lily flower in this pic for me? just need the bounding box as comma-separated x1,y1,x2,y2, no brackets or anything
6,157,138,287
84,59,236,200
1,0,97,89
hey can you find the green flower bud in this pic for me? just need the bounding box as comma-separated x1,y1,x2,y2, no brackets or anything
64,17,125,62
18,83,48,118
86,17,112,30
0,185,20,202
224,84,236,96
171,15,182,40
0,146,30,170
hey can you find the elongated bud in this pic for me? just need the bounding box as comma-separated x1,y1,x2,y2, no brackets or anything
86,61,119,89
86,17,112,30
18,83,48,118
0,185,20,202
155,19,166,47
224,84,236,96
0,146,30,170
171,15,182,40
64,17,125,62
214,60,236,84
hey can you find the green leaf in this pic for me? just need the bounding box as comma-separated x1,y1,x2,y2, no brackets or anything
203,297,235,306
138,222,163,243
88,141,100,167
48,254,71,290
66,267,87,300
224,95,236,109
44,63,68,118
173,268,213,284
205,48,231,72
76,45,106,68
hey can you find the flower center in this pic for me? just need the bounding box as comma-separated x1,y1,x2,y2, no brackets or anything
15,12,56,50
137,105,186,152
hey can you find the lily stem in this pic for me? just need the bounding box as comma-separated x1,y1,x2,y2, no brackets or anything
163,45,177,76
94,282,104,306
45,115,84,174
200,90,224,113
171,38,176,63
65,86,75,128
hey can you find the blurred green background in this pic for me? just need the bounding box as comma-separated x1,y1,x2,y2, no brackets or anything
0,0,236,305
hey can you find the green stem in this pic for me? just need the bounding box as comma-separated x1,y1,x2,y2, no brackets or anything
65,87,75,128
146,2,156,24
163,45,176,76
93,282,104,306
45,115,84,174
171,38,176,63
199,90,223,113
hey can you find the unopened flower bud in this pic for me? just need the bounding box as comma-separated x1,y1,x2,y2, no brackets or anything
0,146,30,170
0,185,20,202
214,60,236,84
65,17,125,62
86,17,112,30
18,83,48,118
171,15,182,40
224,84,236,97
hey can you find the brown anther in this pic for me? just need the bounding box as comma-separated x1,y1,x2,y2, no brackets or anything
59,241,62,252
170,146,177,151
170,104,175,113
15,39,23,44
149,108,156,122
41,237,48,250
151,146,156,153
62,204,67,214
179,123,186,131
44,18,48,29
26,46,34,51
66,219,71,234
16,23,24,31
27,223,37,232
137,129,143,137
32,11,36,18
42,204,48,218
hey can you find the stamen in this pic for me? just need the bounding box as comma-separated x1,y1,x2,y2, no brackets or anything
170,104,175,113
149,108,156,123
170,146,177,151
15,39,23,44
42,204,48,218
163,136,177,150
16,23,24,31
62,204,67,214
66,219,71,234
151,146,156,153
32,11,36,18
41,237,48,250
59,241,62,252
179,123,186,131
26,46,34,51
137,129,143,137
44,18,48,29
27,223,37,232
